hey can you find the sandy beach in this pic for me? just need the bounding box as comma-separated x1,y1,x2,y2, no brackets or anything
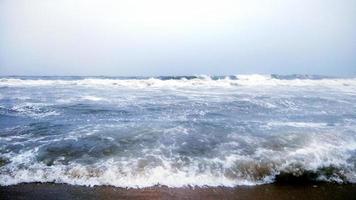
1,183,355,200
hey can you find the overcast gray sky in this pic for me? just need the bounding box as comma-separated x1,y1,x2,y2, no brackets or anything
0,0,355,76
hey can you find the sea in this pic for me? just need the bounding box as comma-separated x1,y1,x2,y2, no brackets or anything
0,74,356,187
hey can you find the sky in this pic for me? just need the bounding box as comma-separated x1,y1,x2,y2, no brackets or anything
0,0,355,76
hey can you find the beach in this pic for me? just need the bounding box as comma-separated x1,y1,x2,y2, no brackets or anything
1,0,355,198
1,183,356,200
1,0,356,198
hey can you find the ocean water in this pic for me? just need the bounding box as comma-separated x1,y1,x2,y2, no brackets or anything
0,74,356,187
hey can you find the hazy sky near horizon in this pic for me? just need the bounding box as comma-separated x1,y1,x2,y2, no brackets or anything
0,0,355,76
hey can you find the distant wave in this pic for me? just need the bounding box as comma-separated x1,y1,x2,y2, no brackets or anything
0,74,356,89
0,74,348,81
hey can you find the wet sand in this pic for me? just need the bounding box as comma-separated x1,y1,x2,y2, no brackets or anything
1,183,356,200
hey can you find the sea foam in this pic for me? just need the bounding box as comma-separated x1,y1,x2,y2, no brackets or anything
0,75,355,187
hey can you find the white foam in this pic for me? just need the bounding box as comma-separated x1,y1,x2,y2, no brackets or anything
1,129,355,187
10,103,59,118
1,76,356,91
0,155,261,187
1,75,356,187
267,121,327,128
81,95,105,101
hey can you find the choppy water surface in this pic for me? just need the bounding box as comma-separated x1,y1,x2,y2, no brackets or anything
0,75,356,187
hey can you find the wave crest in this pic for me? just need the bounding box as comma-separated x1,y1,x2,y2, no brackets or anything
1,75,356,89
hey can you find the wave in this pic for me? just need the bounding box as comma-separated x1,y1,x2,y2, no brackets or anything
1,74,355,188
0,74,356,89
1,129,355,187
0,157,354,187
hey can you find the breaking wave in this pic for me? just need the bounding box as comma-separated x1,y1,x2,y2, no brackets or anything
0,75,356,187
0,75,355,90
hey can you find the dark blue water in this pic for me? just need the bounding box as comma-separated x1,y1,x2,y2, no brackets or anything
0,75,356,187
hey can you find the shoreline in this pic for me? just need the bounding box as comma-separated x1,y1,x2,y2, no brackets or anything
1,183,356,200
